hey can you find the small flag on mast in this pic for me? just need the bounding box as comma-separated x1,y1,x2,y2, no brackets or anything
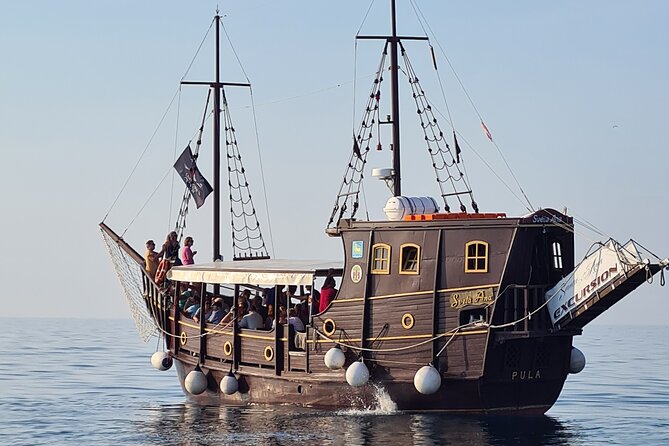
174,145,213,209
453,131,462,163
352,136,362,160
481,120,493,142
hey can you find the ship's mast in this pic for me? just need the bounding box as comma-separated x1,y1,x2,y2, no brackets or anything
356,0,427,197
389,0,401,197
213,14,221,262
181,13,250,262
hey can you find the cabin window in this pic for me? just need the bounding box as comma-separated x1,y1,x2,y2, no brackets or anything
399,244,420,274
371,243,391,274
465,241,488,273
551,241,563,270
459,308,487,326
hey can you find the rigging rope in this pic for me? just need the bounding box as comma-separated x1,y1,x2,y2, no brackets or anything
409,0,534,213
104,17,214,225
222,90,269,259
249,88,276,257
168,87,182,235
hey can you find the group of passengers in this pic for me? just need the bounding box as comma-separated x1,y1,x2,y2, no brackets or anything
175,277,337,335
144,231,197,285
143,231,339,336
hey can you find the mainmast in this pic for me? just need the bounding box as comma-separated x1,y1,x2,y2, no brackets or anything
356,0,427,197
389,0,401,196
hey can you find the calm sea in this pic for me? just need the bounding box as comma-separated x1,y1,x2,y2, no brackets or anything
0,318,667,445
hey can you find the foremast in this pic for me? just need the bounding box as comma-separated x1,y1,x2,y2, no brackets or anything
181,13,269,261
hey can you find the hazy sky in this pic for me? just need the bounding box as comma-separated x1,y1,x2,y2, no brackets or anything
1,1,667,325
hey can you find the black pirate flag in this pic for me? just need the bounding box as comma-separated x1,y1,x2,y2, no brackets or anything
174,145,213,209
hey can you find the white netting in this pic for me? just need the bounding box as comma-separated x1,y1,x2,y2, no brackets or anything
101,228,158,342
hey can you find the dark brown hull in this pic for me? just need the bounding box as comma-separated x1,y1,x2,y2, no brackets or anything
172,333,570,414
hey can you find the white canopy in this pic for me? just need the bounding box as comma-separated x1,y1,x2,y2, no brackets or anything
166,259,343,286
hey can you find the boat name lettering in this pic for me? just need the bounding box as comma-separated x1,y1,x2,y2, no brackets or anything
532,215,563,224
450,288,494,309
511,370,541,380
553,266,618,320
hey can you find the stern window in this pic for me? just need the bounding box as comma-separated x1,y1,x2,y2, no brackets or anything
551,241,563,270
465,241,489,273
371,243,391,274
400,244,420,275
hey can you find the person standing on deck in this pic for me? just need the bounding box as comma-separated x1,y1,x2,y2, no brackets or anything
181,236,197,265
162,231,181,266
144,240,160,279
319,274,337,313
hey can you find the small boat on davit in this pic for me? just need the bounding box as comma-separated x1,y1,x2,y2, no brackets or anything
101,2,668,414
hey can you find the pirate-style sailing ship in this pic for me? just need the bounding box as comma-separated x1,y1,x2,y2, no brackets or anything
101,4,667,413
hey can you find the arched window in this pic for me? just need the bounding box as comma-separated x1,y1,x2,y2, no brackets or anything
551,241,563,270
400,244,420,274
465,241,489,273
371,243,391,274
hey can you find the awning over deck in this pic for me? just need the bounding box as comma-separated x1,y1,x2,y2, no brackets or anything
166,259,343,286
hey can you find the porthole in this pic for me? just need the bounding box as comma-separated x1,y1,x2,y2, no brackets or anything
223,340,233,356
264,346,275,362
180,331,187,346
323,319,336,337
401,313,415,330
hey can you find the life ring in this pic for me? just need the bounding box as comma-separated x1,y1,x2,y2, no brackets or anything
264,346,274,362
322,319,336,336
223,340,233,356
401,313,415,330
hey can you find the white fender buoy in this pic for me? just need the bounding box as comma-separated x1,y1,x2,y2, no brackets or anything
150,351,173,371
220,371,239,395
413,365,441,395
569,347,586,374
185,366,208,395
324,346,346,370
345,360,370,387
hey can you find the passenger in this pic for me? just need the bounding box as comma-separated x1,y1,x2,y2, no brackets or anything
183,291,200,319
295,302,309,326
185,302,200,319
262,287,275,307
288,307,305,333
305,285,320,308
319,274,337,313
208,301,226,324
178,290,192,311
181,236,197,265
238,289,251,311
272,306,287,330
252,295,267,321
162,231,181,266
264,304,275,330
144,240,161,280
192,298,211,323
239,303,264,329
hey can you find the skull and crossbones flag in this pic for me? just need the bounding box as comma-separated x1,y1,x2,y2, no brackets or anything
174,145,213,209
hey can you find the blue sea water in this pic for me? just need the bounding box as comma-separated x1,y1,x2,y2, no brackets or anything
0,318,667,445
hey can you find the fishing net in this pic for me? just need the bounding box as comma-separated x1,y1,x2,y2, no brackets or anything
101,228,157,342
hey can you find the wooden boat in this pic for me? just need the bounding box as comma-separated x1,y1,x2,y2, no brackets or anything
101,3,668,414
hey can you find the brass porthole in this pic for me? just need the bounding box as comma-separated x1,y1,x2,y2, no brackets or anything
401,313,415,330
223,340,233,356
180,331,187,346
264,346,274,362
322,319,336,337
